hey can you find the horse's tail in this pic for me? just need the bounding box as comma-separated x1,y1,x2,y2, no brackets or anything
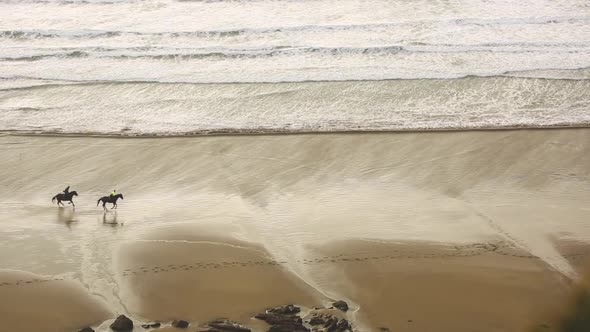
97,198,101,206
52,195,57,203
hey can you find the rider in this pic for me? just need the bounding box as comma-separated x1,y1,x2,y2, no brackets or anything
63,186,70,196
110,189,117,198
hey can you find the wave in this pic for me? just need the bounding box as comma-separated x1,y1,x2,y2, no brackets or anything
108,45,407,60
3,43,589,62
1,51,89,62
0,30,123,39
0,0,131,4
2,66,590,93
1,77,589,136
2,15,589,40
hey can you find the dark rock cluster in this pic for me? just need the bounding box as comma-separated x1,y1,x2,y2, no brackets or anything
78,301,359,332
255,311,308,332
308,313,352,332
268,304,301,315
254,301,354,332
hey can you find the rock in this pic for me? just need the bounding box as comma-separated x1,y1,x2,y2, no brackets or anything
255,313,303,326
332,301,349,312
334,319,352,331
306,313,352,332
172,320,190,328
78,328,94,332
255,313,308,332
308,313,331,325
268,304,301,315
110,315,133,332
207,319,251,332
309,315,325,326
141,322,161,329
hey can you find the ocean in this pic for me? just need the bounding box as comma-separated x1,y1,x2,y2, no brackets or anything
1,0,589,135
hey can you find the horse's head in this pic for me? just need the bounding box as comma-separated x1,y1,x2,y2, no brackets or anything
118,194,124,200
71,191,78,196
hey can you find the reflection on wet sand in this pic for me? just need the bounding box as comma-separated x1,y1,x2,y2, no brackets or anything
102,211,119,225
56,207,77,225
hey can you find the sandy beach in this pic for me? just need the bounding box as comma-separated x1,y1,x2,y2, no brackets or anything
1,129,589,331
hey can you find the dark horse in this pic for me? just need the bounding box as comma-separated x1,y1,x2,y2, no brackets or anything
97,194,124,210
52,191,78,208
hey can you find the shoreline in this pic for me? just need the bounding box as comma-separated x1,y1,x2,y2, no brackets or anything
3,125,590,139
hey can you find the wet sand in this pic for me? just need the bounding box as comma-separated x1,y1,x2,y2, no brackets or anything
307,239,571,331
0,129,589,331
554,239,590,276
0,270,111,332
116,224,323,323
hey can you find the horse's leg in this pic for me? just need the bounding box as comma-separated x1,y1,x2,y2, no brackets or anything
71,200,75,208
102,201,107,211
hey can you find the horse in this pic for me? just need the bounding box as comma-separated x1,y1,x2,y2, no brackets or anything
52,191,78,208
97,194,124,210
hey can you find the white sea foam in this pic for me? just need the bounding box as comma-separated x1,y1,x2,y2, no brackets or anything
1,78,589,135
0,0,589,133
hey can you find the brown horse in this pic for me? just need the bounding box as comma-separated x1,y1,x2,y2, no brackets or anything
97,194,124,210
52,191,78,208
